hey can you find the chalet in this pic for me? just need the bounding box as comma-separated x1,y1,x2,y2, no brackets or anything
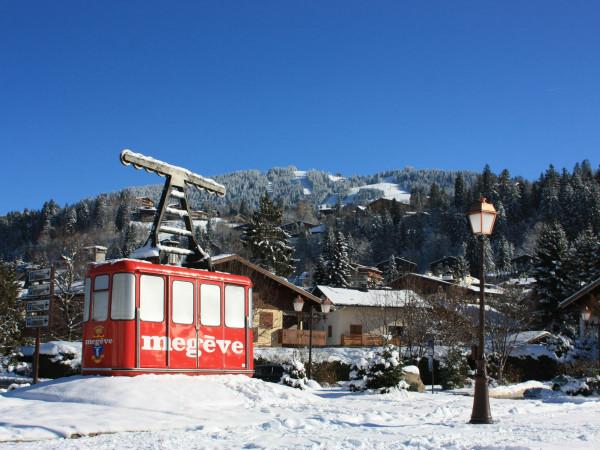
559,276,600,342
314,285,425,346
349,264,384,288
211,254,324,347
366,198,411,214
512,254,535,275
429,256,460,279
389,272,504,301
135,197,155,209
281,220,319,238
375,256,417,275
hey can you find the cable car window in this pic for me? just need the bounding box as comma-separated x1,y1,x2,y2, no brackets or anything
173,280,194,324
95,274,109,290
140,275,164,322
111,273,136,320
200,284,221,326
83,277,91,322
225,285,245,328
92,275,109,321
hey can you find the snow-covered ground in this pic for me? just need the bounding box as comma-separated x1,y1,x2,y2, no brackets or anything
1,375,599,449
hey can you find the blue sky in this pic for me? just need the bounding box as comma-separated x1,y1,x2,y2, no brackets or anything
1,1,599,214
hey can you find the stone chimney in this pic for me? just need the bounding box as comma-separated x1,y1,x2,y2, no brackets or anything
84,245,107,263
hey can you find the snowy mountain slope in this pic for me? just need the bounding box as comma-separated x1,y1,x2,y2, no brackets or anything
321,181,411,207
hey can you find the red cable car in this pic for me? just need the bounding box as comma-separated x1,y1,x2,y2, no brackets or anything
81,259,254,376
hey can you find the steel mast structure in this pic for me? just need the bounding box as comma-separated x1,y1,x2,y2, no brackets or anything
120,149,225,270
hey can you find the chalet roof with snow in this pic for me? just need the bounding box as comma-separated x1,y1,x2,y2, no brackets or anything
559,276,600,310
315,285,425,308
211,254,322,305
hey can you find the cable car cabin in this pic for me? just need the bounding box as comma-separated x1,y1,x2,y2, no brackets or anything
81,259,253,376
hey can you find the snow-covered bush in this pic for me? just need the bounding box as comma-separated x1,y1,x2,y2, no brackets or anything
280,359,307,390
348,345,408,393
552,374,600,396
439,347,469,390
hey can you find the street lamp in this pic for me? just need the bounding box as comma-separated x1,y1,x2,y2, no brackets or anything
581,305,600,365
293,295,331,379
467,197,497,424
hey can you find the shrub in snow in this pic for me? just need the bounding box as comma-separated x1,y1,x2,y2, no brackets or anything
280,359,307,390
348,345,408,394
551,375,592,396
551,374,600,396
439,347,469,390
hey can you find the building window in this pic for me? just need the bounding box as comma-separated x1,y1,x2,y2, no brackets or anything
327,325,332,338
349,324,363,335
259,311,274,329
388,326,404,337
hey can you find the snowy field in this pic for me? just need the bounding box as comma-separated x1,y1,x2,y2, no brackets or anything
1,375,599,449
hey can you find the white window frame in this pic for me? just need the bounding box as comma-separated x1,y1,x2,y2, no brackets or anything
83,277,91,322
92,275,109,321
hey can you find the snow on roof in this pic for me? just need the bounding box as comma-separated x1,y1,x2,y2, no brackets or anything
211,253,235,262
505,277,536,286
317,285,424,307
509,330,552,345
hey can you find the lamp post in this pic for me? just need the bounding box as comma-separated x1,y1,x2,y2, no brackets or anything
467,197,497,424
581,306,600,365
293,295,331,379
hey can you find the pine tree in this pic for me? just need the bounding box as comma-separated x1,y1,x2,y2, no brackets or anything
495,237,514,276
76,201,91,230
115,203,130,232
121,224,139,257
533,222,570,326
454,173,466,211
0,261,23,355
241,193,294,277
330,231,353,287
385,255,400,283
64,208,78,234
94,195,109,229
313,229,353,287
562,227,600,295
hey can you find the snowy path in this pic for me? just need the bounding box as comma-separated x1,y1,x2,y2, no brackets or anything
1,375,600,449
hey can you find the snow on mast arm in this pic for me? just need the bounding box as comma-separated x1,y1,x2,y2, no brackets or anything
120,149,225,197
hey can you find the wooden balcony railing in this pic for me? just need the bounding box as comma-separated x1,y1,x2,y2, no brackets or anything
340,334,401,347
281,329,327,347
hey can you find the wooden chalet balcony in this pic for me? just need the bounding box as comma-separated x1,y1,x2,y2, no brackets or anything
340,334,401,347
281,329,326,347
